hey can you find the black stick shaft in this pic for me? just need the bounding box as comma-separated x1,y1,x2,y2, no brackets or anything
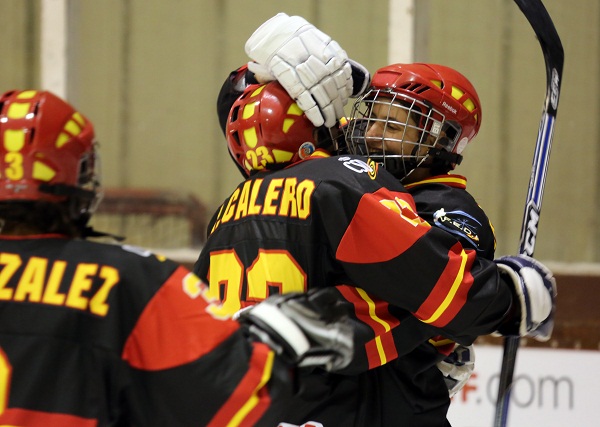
494,1,563,426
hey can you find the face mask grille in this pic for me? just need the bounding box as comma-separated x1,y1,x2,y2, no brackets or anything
345,89,462,179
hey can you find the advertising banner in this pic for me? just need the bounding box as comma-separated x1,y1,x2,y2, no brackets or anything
447,346,599,427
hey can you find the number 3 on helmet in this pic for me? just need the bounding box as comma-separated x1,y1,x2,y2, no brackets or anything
0,90,102,221
226,82,318,178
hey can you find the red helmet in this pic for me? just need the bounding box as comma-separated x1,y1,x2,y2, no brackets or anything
227,82,318,177
346,63,482,180
0,90,101,218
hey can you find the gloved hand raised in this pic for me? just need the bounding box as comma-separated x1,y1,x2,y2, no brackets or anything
245,13,355,128
494,254,557,341
237,288,354,372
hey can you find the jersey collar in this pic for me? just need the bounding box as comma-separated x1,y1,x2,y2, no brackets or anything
403,174,467,190
307,148,332,159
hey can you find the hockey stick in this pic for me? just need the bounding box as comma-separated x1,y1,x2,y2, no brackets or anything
493,1,564,426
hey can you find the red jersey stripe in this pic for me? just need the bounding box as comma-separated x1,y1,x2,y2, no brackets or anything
336,285,400,368
0,407,97,427
207,343,274,427
413,243,476,327
336,285,399,334
365,330,399,369
337,189,430,264
428,336,457,357
431,250,476,327
122,266,240,370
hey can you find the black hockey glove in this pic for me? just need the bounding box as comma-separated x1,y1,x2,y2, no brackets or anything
237,288,354,372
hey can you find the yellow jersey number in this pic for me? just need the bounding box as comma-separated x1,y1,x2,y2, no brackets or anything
206,249,307,317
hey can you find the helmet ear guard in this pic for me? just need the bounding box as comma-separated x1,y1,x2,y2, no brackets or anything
429,136,463,166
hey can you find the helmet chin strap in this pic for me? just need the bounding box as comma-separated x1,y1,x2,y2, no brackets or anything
39,183,96,200
429,147,463,166
38,183,102,234
412,147,463,179
315,125,345,154
401,145,464,183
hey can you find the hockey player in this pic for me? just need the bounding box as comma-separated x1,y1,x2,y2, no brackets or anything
241,12,501,402
243,9,530,403
195,13,556,426
345,62,493,253
0,89,357,427
202,77,554,426
344,62,496,400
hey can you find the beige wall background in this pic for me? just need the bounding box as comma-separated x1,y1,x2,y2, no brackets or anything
0,0,596,263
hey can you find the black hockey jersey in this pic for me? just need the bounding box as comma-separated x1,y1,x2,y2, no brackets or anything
406,175,496,260
209,66,510,426
195,154,508,339
329,175,499,427
0,235,293,426
330,175,498,373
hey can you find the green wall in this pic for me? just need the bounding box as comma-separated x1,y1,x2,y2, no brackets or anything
0,0,595,262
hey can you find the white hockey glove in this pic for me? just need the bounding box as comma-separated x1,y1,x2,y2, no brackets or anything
245,12,354,128
495,254,557,342
237,288,354,372
436,344,475,398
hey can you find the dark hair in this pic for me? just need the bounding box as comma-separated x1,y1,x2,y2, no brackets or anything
0,201,82,237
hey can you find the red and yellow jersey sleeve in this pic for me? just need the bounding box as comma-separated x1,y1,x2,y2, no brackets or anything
0,238,290,427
